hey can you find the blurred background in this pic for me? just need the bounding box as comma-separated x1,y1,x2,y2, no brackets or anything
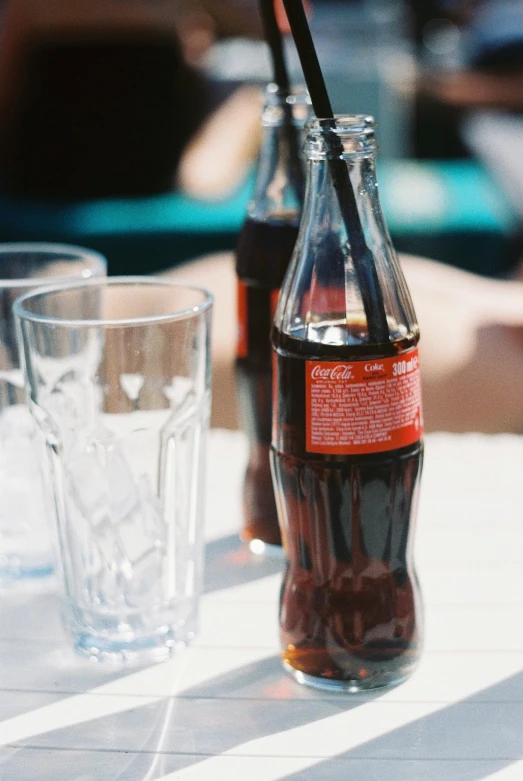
0,0,520,278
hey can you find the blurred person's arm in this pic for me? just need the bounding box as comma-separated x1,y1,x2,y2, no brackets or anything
430,70,523,110
176,84,263,200
163,251,523,434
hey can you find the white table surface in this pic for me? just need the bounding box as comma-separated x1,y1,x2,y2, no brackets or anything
1,429,523,781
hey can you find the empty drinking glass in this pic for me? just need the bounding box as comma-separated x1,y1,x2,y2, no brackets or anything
15,277,212,661
0,243,106,585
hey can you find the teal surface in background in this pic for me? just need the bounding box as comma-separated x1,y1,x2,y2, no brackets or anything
0,161,517,277
379,160,516,234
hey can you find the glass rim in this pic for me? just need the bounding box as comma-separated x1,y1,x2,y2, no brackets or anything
14,275,213,328
0,242,107,289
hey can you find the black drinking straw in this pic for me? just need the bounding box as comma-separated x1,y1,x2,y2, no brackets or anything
258,0,305,205
280,0,389,343
259,0,291,92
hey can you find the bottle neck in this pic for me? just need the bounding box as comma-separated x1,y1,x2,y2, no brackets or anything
299,116,387,273
301,152,386,255
249,86,310,224
274,117,419,348
250,122,303,222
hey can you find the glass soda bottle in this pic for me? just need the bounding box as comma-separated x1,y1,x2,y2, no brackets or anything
271,116,424,691
235,83,311,551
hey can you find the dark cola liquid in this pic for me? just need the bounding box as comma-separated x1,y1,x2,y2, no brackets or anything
235,217,299,546
270,326,423,689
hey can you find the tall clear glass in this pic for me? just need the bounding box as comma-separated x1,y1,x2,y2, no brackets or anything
15,278,212,661
0,243,106,585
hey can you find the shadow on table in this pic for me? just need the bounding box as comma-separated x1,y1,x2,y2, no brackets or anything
2,664,523,780
0,532,282,695
275,671,523,781
204,532,284,593
0,654,364,779
3,532,522,780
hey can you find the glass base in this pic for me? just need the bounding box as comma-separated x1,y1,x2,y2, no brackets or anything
282,660,413,693
67,603,199,664
72,628,194,664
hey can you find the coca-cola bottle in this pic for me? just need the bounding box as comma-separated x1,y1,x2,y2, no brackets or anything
236,83,311,551
271,115,424,691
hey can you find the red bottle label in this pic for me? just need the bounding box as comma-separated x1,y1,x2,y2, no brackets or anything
305,349,423,454
237,280,248,358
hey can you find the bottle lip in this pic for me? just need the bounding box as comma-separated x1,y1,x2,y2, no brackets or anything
262,83,312,127
307,115,376,135
305,115,377,159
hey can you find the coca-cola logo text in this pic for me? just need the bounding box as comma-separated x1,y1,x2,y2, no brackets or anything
311,364,353,380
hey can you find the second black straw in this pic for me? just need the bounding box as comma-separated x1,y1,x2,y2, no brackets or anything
258,0,305,206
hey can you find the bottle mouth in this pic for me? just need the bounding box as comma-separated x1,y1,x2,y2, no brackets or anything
306,115,377,159
262,83,312,127
309,115,376,133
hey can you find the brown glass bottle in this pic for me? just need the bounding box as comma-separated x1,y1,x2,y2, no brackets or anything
235,84,310,551
236,217,299,546
271,116,424,691
271,325,423,689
